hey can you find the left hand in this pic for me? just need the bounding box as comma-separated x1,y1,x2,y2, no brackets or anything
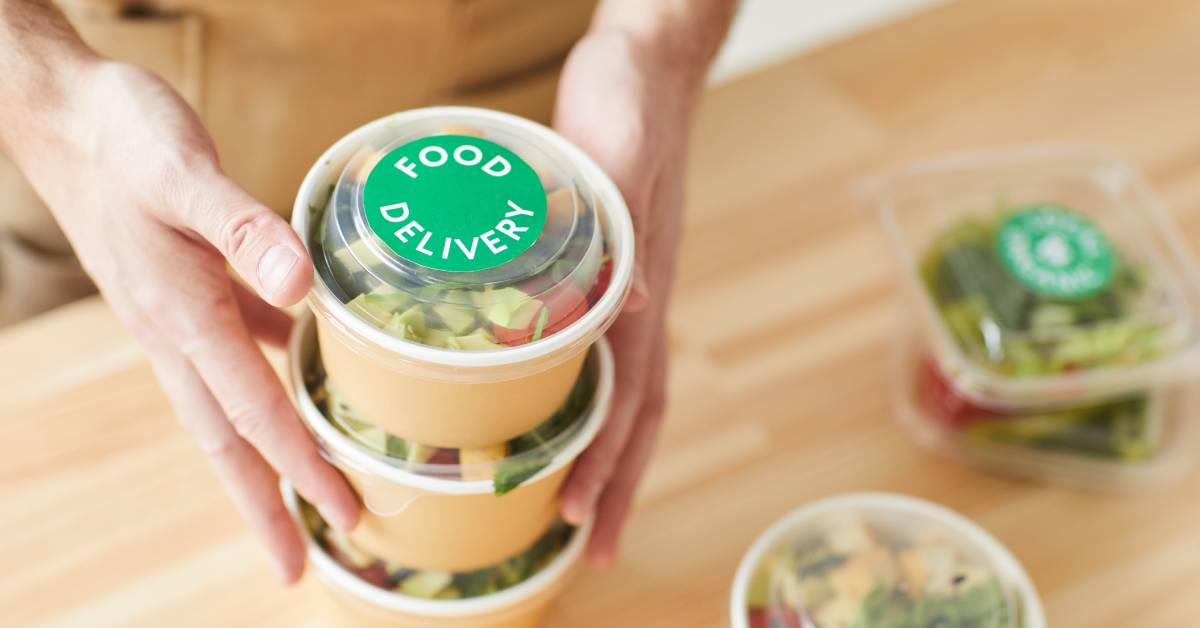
554,30,701,564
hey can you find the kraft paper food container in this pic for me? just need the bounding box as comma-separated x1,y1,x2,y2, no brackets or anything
292,106,634,448
288,313,613,572
731,493,1045,628
893,328,1196,490
283,482,592,628
867,143,1200,409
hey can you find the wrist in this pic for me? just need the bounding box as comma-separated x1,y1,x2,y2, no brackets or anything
0,37,101,162
585,28,707,118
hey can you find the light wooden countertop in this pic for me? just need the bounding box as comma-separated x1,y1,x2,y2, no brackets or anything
5,0,1200,626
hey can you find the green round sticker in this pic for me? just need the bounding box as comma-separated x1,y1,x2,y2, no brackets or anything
996,204,1115,299
362,135,547,273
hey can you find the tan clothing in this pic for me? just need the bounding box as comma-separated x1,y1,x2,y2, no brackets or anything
0,0,597,322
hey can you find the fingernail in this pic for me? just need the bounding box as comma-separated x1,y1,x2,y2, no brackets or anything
590,552,615,568
319,503,356,533
632,265,650,300
563,484,601,524
258,245,298,298
271,557,294,584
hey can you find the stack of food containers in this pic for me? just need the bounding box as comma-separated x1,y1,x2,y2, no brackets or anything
869,144,1200,488
286,107,634,626
731,493,1046,628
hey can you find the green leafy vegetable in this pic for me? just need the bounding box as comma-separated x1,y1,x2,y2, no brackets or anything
306,351,595,494
302,499,573,600
920,210,1163,377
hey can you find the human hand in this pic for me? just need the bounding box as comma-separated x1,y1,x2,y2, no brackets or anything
5,60,359,583
554,30,702,563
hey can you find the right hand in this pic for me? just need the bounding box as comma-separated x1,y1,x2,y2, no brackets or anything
6,60,360,583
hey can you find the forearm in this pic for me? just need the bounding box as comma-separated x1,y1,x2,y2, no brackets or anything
590,0,738,90
0,0,98,155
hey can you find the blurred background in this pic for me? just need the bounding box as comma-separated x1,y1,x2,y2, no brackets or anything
7,1,1200,628
712,0,942,83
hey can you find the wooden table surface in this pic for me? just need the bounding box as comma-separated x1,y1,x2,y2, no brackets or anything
6,0,1200,626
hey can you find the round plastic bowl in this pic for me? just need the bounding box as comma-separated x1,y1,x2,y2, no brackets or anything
293,107,634,448
731,493,1046,628
282,482,593,628
289,313,613,571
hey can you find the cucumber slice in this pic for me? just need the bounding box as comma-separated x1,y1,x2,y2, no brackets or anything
433,303,477,335
384,305,428,341
399,570,453,598
447,329,502,351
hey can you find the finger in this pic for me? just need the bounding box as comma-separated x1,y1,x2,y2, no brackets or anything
233,281,294,349
560,315,654,523
175,169,311,307
144,266,359,534
186,299,359,533
622,265,651,313
127,310,306,583
587,335,668,564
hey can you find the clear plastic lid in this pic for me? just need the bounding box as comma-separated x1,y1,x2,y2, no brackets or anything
735,494,1038,628
894,327,1195,490
307,110,617,352
302,339,599,495
869,144,1200,405
298,497,576,601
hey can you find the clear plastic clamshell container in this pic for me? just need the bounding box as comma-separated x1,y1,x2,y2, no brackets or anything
868,144,1200,407
293,107,633,448
731,494,1045,628
283,482,591,628
288,313,613,572
895,330,1197,489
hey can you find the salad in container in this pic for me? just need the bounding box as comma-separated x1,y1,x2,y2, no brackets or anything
293,107,634,449
895,332,1196,488
284,483,590,628
731,494,1045,628
289,314,613,571
869,145,1200,484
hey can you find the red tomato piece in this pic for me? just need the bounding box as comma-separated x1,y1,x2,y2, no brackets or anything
747,607,804,628
587,259,614,306
541,284,588,337
428,448,459,465
916,356,1005,429
492,284,589,347
356,562,390,589
494,322,534,347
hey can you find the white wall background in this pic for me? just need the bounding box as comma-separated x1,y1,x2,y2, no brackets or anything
710,0,946,83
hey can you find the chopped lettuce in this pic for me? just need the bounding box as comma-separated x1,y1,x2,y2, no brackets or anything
307,354,594,494
302,499,573,600
920,211,1162,377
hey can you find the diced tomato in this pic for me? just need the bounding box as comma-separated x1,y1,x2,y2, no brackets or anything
428,448,459,465
587,259,614,306
494,284,589,347
916,356,1005,429
356,563,390,589
493,322,534,346
747,608,804,628
541,284,588,336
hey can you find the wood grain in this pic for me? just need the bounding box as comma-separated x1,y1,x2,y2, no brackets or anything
5,1,1200,626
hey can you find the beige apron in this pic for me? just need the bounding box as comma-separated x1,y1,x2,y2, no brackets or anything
0,0,597,322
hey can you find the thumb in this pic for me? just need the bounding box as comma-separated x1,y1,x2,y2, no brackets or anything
179,169,312,307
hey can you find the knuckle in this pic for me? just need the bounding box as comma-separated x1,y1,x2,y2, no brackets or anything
198,432,245,464
226,403,271,445
218,210,274,263
225,394,292,450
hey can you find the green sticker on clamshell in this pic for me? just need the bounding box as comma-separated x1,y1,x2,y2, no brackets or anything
996,204,1115,299
362,135,547,272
